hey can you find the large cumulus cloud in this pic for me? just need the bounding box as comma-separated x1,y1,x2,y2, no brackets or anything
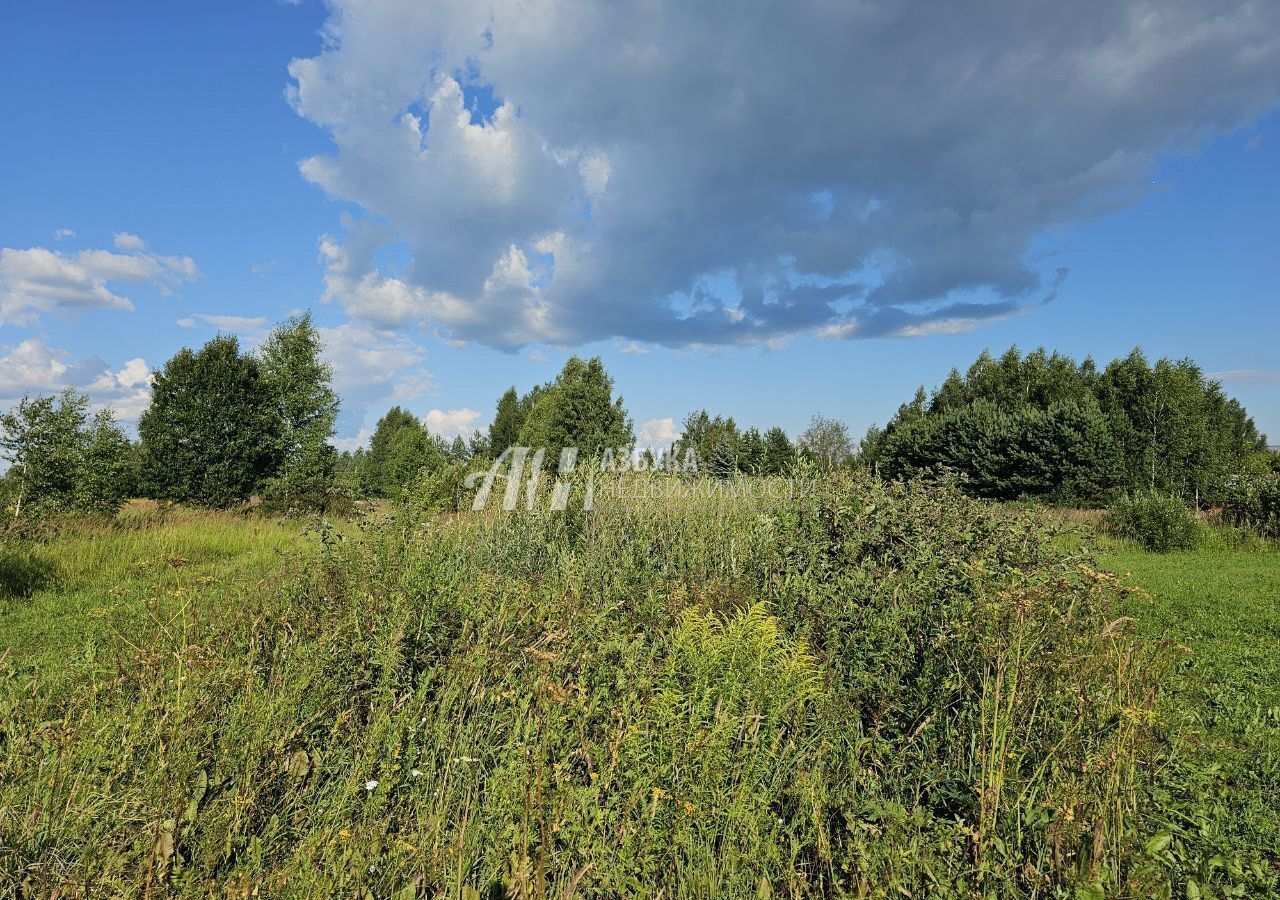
289,0,1280,350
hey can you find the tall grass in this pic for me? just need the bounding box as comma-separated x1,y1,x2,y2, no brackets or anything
1,477,1179,897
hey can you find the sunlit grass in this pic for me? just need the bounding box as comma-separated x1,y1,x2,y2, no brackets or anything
1,482,1274,897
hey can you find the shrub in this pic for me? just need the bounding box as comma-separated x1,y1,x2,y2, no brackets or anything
1107,492,1202,551
1223,474,1280,539
411,460,469,513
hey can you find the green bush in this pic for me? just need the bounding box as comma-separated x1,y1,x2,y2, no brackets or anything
1108,492,1202,551
1223,474,1280,539
411,460,470,513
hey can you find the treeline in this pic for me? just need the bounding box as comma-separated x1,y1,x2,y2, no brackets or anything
334,355,637,496
4,330,1276,520
1,314,339,518
862,346,1275,505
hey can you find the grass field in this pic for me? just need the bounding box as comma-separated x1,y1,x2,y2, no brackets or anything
1,484,1277,897
1099,543,1280,897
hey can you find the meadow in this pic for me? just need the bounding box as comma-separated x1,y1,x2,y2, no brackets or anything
1,479,1277,898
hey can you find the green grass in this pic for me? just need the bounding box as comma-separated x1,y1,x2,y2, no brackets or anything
3,483,1275,898
1,506,307,694
1099,543,1280,897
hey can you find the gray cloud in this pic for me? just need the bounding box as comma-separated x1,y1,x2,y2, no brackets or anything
290,0,1280,349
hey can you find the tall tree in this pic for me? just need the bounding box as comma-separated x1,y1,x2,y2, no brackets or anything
798,415,853,470
488,387,524,454
762,426,796,475
76,409,136,515
362,407,445,497
516,357,633,463
675,410,739,471
737,427,767,475
138,335,283,508
259,312,339,502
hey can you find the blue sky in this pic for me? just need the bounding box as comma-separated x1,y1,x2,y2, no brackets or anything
2,0,1278,449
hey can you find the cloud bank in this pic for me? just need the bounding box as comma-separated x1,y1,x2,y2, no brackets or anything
0,238,198,326
289,0,1280,350
0,338,153,421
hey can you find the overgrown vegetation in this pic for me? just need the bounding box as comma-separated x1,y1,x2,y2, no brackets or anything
3,474,1225,897
1107,492,1204,552
864,346,1270,506
3,338,1278,896
1223,474,1280,539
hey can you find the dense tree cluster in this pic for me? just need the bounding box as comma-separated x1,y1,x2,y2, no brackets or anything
484,356,634,464
136,315,342,509
1,314,343,518
352,408,448,499
862,347,1270,504
673,412,799,476
0,389,135,518
139,335,285,508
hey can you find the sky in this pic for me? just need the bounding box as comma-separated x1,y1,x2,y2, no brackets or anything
2,0,1278,452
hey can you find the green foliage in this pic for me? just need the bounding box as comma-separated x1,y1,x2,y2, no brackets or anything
675,409,739,471
1108,492,1203,552
258,312,340,507
736,426,767,475
139,335,283,508
761,426,796,475
2,475,1192,897
411,459,469,513
361,407,446,498
487,386,525,454
0,388,133,519
872,346,1266,505
75,410,137,515
674,414,796,476
515,356,634,462
881,397,1123,504
796,414,852,469
1223,474,1280,538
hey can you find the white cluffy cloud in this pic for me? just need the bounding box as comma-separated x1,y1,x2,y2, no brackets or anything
318,322,434,436
424,407,483,439
0,236,199,326
288,0,1280,349
638,417,680,450
0,338,153,421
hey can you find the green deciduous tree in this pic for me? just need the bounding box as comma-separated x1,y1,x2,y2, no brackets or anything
487,387,524,455
516,357,633,463
798,414,853,470
76,409,137,515
1,389,133,519
259,312,339,505
875,345,1264,504
138,335,283,508
362,407,446,497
